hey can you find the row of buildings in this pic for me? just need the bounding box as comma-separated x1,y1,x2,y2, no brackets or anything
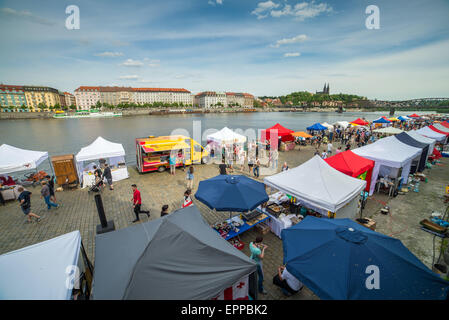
0,84,255,111
74,86,255,109
0,85,76,110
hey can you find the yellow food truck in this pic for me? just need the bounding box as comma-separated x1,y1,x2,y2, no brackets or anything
135,135,209,173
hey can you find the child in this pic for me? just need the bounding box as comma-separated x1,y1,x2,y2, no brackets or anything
186,166,194,190
182,189,193,208
161,205,169,217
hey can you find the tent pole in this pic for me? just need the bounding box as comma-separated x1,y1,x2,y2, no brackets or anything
48,157,55,176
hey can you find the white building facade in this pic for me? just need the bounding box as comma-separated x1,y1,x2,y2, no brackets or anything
132,88,193,106
74,87,100,110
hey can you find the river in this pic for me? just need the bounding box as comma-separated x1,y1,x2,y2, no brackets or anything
0,111,430,169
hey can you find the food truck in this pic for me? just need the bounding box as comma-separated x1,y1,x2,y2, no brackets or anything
136,135,209,173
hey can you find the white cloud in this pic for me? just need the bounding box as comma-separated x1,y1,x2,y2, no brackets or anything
284,52,301,57
271,34,308,48
252,1,332,21
0,7,54,26
95,51,124,57
251,1,280,19
208,0,223,6
118,75,139,80
120,59,144,67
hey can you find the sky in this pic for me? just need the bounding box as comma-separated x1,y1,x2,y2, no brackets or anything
0,0,448,100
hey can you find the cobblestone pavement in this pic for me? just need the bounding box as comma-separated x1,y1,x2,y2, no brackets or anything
0,143,447,300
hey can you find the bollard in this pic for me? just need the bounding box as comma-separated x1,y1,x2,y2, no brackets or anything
94,194,115,234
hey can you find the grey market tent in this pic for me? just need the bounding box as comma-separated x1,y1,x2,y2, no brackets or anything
92,205,257,300
394,132,428,172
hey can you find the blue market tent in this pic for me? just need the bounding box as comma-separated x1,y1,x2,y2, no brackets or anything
282,216,449,300
398,116,411,121
307,123,327,131
372,117,391,124
195,175,269,212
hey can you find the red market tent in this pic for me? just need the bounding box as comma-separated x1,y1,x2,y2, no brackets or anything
325,150,374,192
429,125,449,136
261,123,294,143
408,114,421,118
381,116,392,122
439,122,449,129
350,118,370,126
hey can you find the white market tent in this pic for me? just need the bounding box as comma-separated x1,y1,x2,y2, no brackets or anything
406,131,436,159
206,127,247,145
332,121,350,129
264,155,366,218
414,127,446,142
372,127,404,135
0,144,49,175
0,231,81,300
353,136,422,195
75,136,128,186
321,122,334,131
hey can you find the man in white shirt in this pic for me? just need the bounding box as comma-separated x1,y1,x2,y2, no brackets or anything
321,150,328,159
273,265,303,296
327,142,333,155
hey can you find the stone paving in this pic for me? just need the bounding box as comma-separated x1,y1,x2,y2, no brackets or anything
0,143,448,300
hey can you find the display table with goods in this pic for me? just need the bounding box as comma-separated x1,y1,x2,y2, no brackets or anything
0,185,26,202
280,141,295,151
81,164,128,188
211,211,270,242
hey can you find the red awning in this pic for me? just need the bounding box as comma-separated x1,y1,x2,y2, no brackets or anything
429,125,449,136
261,123,294,142
439,122,449,129
325,150,374,192
408,113,421,118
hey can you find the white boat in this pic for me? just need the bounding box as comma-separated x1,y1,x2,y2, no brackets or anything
53,110,122,119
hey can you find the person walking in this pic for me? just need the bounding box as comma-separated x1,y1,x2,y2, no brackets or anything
102,163,114,190
17,187,41,223
93,165,102,179
182,189,193,208
327,142,333,156
219,159,227,175
321,149,328,159
250,237,268,295
45,175,57,203
169,152,176,175
131,184,150,223
186,166,194,190
253,157,260,178
40,180,59,211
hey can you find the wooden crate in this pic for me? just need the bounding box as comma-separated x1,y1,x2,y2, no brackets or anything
51,154,78,186
255,222,270,235
356,218,376,231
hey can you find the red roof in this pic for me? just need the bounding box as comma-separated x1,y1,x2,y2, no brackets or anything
325,150,374,192
75,86,100,92
0,85,24,92
133,88,190,93
351,118,370,126
429,125,449,136
261,123,294,142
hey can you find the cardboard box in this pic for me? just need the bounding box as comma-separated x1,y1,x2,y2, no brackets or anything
256,223,270,235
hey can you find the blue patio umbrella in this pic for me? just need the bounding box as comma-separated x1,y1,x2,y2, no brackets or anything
282,216,449,300
195,175,269,212
307,123,327,131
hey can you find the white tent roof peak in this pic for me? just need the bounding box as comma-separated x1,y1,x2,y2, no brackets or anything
0,144,48,175
373,127,404,135
76,136,125,162
414,127,446,142
207,127,246,144
264,155,366,213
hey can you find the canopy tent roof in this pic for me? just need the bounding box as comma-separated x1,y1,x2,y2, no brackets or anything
439,121,449,129
398,116,411,121
350,118,370,126
432,123,449,133
414,127,447,142
0,231,81,300
75,136,126,162
324,150,374,192
321,122,334,131
388,117,400,122
395,132,429,172
408,113,421,118
353,136,422,168
261,123,294,141
332,121,350,129
372,127,404,135
282,216,449,300
264,155,366,213
0,144,49,175
292,131,312,138
406,131,436,157
206,127,247,144
306,123,327,131
92,205,256,300
428,125,449,136
372,117,391,124
195,175,269,212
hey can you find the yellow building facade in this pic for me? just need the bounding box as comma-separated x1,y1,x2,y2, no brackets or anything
23,86,60,111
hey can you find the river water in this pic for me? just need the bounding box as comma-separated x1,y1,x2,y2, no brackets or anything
0,111,430,168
